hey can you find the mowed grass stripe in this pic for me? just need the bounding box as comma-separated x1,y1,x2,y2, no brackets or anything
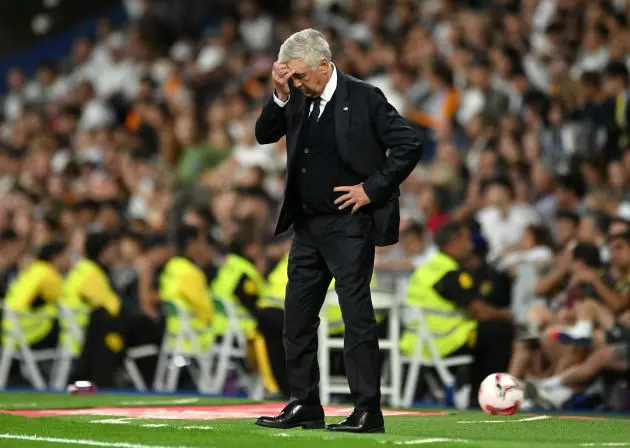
1,411,629,448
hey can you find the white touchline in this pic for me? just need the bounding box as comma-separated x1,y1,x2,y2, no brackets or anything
181,426,212,430
120,398,200,406
457,415,551,424
90,418,135,424
390,438,470,445
0,433,197,448
141,424,169,428
581,444,630,447
0,402,40,408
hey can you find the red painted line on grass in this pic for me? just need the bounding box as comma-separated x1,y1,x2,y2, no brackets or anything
1,403,448,420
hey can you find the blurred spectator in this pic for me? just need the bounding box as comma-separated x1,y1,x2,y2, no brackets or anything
476,176,540,264
0,0,629,406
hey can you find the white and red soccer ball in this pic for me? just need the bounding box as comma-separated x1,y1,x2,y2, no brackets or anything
478,373,524,415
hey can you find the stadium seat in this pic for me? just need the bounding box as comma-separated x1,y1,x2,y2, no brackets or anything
0,305,58,391
51,305,160,392
206,297,264,399
153,299,215,393
153,297,263,397
123,344,160,392
400,305,473,408
318,289,402,407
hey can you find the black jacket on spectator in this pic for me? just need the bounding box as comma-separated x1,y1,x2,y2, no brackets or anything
255,68,422,246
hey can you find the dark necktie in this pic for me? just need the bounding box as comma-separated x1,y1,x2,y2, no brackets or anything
298,96,322,146
308,96,321,125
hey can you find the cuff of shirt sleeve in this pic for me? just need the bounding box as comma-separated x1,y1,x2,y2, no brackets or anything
273,91,289,107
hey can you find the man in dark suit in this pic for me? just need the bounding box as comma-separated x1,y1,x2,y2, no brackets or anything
254,29,422,433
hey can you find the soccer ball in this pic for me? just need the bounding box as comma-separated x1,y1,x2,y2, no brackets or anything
478,373,524,415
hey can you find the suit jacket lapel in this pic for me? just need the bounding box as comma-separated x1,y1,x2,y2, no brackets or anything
287,93,307,171
334,70,350,160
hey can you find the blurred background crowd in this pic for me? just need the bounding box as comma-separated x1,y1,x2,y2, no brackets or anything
1,0,630,410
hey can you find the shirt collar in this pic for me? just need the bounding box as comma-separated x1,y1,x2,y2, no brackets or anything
320,63,337,103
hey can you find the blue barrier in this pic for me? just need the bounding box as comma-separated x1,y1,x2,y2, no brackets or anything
0,6,127,96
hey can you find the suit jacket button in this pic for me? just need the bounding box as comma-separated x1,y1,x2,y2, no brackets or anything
301,168,306,174
304,148,310,154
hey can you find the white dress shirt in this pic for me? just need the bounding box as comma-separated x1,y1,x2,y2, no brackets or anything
476,204,541,264
272,64,338,120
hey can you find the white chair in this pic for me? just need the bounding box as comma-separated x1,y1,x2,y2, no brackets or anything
50,304,88,391
318,289,402,407
153,299,214,393
0,305,59,390
206,297,264,399
124,344,160,392
52,305,161,392
400,305,473,408
154,297,263,398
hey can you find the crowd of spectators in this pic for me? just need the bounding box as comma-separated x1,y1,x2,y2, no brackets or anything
1,0,630,408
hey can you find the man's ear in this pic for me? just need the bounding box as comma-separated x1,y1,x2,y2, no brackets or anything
319,58,329,73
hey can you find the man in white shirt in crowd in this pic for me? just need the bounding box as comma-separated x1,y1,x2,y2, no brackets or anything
476,176,540,266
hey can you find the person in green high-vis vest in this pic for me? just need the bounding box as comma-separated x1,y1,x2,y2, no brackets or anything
66,232,163,388
2,241,68,356
212,223,287,396
159,225,216,356
400,221,515,407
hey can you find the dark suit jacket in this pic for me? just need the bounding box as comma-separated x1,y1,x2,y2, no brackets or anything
255,69,422,246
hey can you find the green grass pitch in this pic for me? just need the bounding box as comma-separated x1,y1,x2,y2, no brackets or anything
0,392,628,447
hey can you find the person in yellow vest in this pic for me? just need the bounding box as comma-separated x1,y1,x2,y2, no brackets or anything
159,225,216,354
211,223,285,396
258,252,290,397
67,232,163,388
400,221,515,407
603,61,629,154
2,241,68,355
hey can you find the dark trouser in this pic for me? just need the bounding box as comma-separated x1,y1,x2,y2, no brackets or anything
467,319,515,408
72,307,164,388
284,212,380,412
257,307,290,397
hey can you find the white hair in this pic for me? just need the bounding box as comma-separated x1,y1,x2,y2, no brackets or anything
278,28,332,68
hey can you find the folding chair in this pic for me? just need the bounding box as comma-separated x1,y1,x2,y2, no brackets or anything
206,297,264,399
318,289,402,407
153,299,215,393
0,305,58,390
52,304,161,392
401,305,473,408
50,304,88,391
124,344,160,392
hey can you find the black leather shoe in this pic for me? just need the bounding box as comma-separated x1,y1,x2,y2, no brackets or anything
255,401,325,429
327,410,385,433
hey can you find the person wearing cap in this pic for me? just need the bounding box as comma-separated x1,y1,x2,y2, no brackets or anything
400,221,515,407
211,220,283,396
1,241,68,356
